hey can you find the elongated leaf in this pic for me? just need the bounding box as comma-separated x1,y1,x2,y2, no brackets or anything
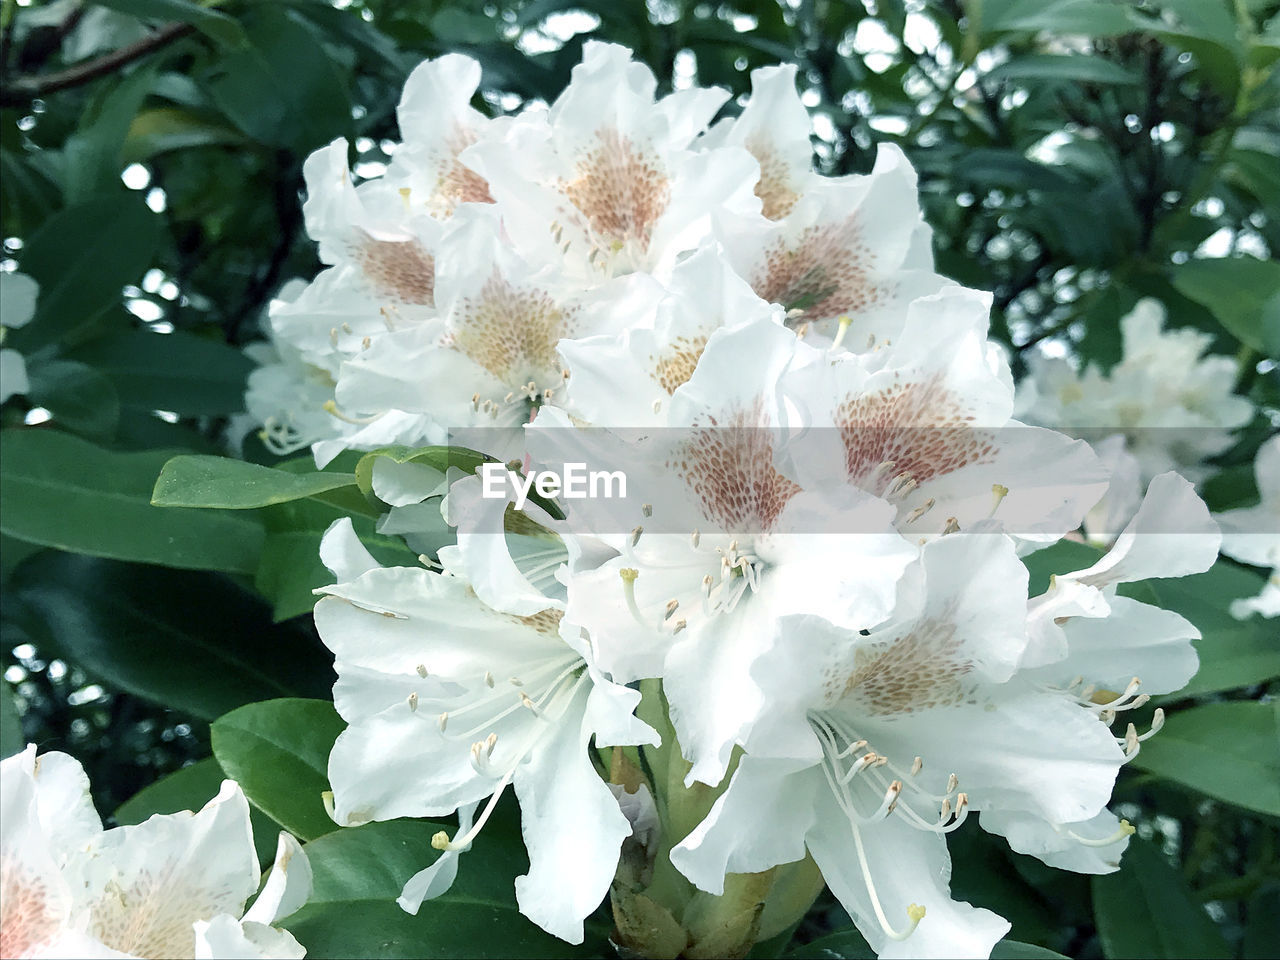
123,106,248,164
982,0,1134,37
25,360,121,438
211,698,345,841
1170,256,1280,356
62,64,158,204
991,944,1070,960
69,330,256,417
984,55,1140,85
114,756,282,864
1092,837,1231,958
8,551,332,721
1131,701,1280,817
92,0,247,47
9,196,161,352
282,810,609,958
785,929,874,958
0,429,262,573
153,455,358,509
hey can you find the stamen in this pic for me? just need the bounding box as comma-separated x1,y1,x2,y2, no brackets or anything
905,499,936,525
630,525,643,547
830,314,853,352
1068,819,1135,847
407,692,418,712
417,664,428,678
620,568,649,631
438,712,449,732
941,517,960,535
672,618,687,635
323,400,384,425
484,671,495,688
691,529,700,548
664,599,679,619
990,484,1009,517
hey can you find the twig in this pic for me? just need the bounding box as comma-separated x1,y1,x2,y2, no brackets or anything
0,21,192,107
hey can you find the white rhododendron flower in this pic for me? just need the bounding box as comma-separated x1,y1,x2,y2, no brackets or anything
0,270,38,404
243,41,1243,960
1018,298,1253,483
0,746,310,959
314,518,657,944
1215,434,1280,618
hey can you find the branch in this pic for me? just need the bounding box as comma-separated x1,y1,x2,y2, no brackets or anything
0,21,192,107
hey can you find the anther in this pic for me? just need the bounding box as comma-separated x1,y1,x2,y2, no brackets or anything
630,525,643,547
431,830,451,851
910,756,923,776
642,503,652,517
672,618,687,635
664,599,679,618
437,712,448,732
484,671,495,688
905,498,936,524
408,692,418,712
691,529,700,548
942,517,960,535
520,692,540,714
830,314,853,352
990,484,1009,517
416,664,428,678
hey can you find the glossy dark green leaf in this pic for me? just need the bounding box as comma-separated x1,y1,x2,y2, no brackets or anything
114,756,283,864
1092,837,1231,959
68,330,255,417
25,360,121,438
990,943,1071,959
1131,701,1280,817
9,196,161,352
61,64,158,204
7,552,333,721
0,429,263,573
152,455,358,510
1243,882,1280,960
92,0,247,47
211,698,345,841
282,810,609,959
981,0,1134,37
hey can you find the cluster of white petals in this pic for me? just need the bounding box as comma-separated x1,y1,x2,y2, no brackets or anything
1018,298,1254,484
0,746,311,959
1215,435,1280,618
264,43,1227,958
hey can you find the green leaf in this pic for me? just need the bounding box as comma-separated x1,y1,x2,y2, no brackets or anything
1092,837,1231,959
114,757,282,865
152,455,358,510
785,929,875,958
91,0,247,47
211,698,345,842
1243,882,1280,960
68,330,256,417
204,6,352,153
9,196,161,353
1,680,22,759
282,812,609,958
61,63,158,204
7,552,334,721
990,943,1071,959
25,360,121,438
123,106,249,164
0,429,263,573
982,0,1134,37
1170,256,1280,356
1130,701,1280,818
1021,539,1103,596
1145,561,1280,698
983,54,1141,85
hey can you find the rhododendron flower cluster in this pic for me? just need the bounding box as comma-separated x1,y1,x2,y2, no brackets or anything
246,43,1224,959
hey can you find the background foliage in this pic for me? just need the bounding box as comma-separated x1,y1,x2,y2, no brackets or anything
1,0,1277,957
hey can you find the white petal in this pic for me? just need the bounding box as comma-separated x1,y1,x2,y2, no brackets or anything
193,914,306,960
318,518,381,583
398,803,477,913
671,757,819,895
241,833,311,926
1066,472,1220,588
512,679,630,944
981,807,1130,875
807,791,1009,959
80,780,260,958
1,348,30,403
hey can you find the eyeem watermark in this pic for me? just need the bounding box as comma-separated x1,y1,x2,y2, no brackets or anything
480,461,627,510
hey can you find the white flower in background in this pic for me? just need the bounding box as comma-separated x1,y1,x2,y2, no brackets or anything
0,746,311,959
314,519,657,944
782,286,1107,545
552,320,916,788
1215,435,1280,618
1,271,38,404
461,41,761,281
1019,298,1253,483
1080,434,1144,545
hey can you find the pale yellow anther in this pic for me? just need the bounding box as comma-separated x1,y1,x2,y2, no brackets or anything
907,903,926,923
416,664,428,678
619,568,639,584
407,692,418,712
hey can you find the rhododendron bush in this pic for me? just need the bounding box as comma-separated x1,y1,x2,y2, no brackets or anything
1,3,1277,959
